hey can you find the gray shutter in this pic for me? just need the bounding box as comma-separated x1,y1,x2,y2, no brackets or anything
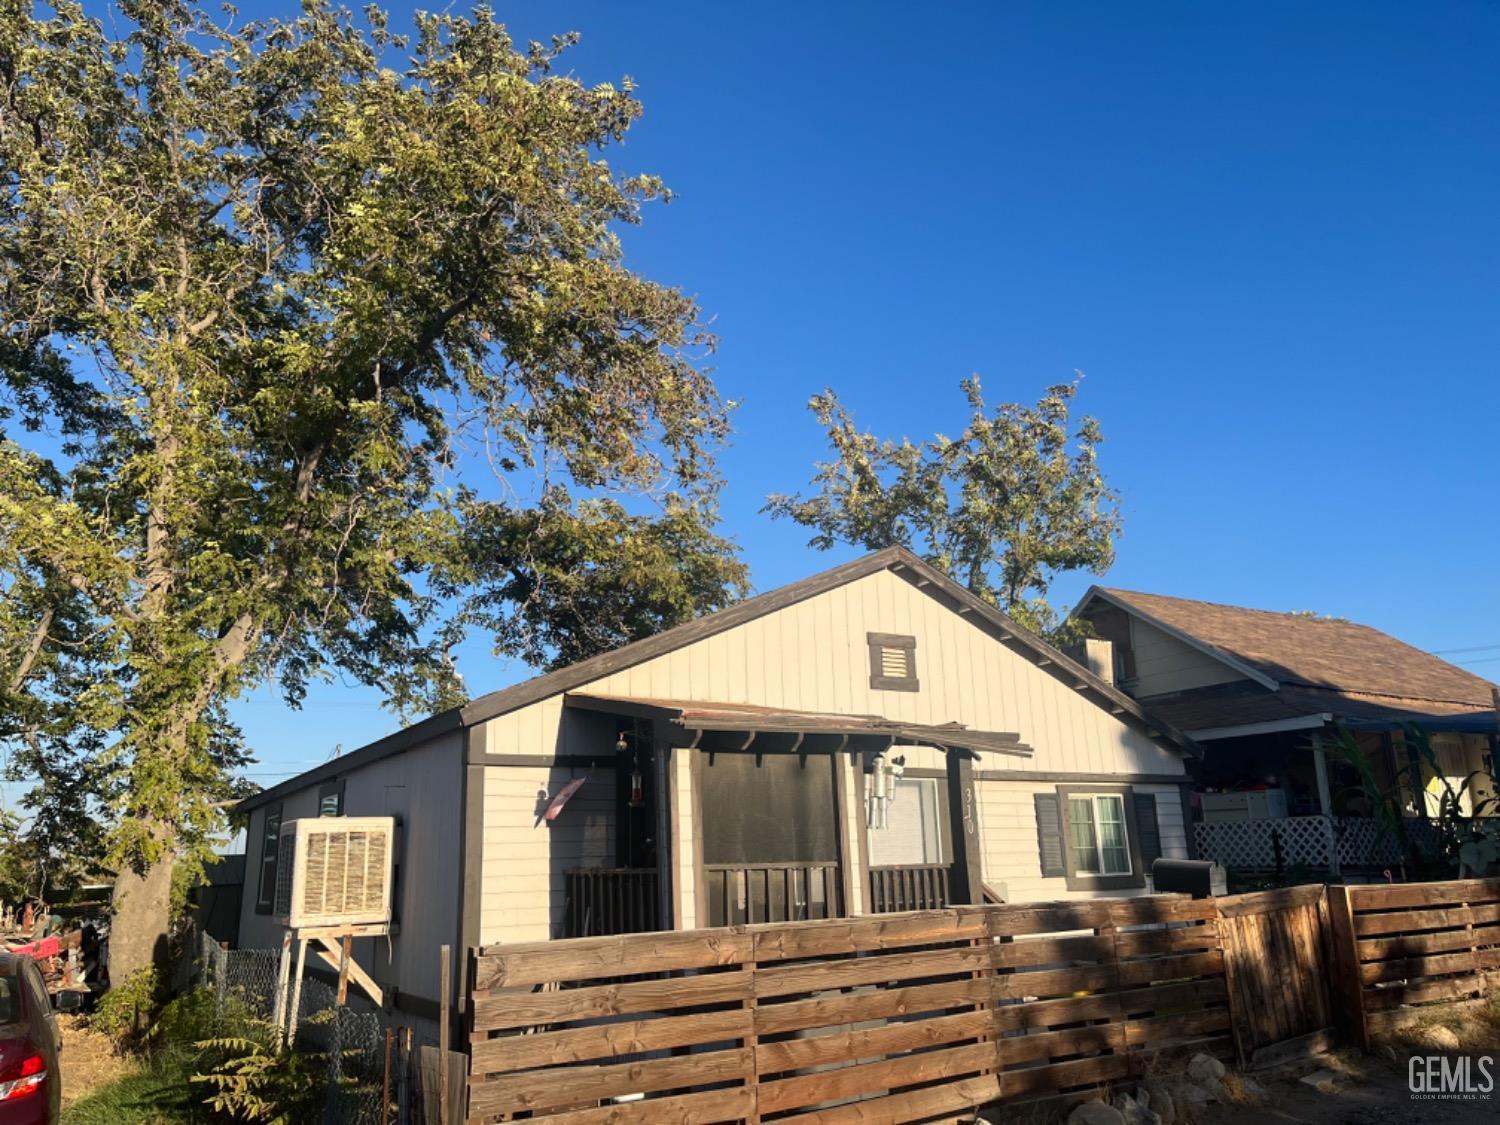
1034,793,1066,877
1134,792,1162,867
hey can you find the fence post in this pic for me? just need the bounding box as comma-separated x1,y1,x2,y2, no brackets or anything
382,1027,393,1125
1324,884,1367,1050
439,944,451,1125
214,943,227,1017
398,1027,412,1125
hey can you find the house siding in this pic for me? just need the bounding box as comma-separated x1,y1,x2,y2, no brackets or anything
235,730,463,1033
1128,616,1247,698
474,567,1187,944
976,780,1188,903
477,763,615,945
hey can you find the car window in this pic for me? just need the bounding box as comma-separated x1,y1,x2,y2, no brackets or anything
18,963,48,1024
0,977,18,1025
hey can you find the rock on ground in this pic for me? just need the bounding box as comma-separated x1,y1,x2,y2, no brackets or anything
1069,1100,1127,1125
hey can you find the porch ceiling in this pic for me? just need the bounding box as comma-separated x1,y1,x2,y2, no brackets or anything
563,692,1033,758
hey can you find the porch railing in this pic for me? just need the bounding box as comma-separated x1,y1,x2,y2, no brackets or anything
563,868,661,938
1194,815,1443,873
702,862,841,926
867,863,951,913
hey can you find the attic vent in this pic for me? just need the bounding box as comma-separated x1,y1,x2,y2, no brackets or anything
868,632,919,692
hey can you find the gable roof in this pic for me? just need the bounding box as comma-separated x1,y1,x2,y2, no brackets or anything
1078,586,1497,710
238,550,1195,812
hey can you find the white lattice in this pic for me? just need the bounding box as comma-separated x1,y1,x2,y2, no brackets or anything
1195,815,1448,872
1195,815,1333,870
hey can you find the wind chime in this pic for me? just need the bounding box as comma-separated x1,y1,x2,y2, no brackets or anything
867,751,907,829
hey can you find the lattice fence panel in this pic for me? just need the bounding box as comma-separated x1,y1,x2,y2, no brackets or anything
1195,816,1333,870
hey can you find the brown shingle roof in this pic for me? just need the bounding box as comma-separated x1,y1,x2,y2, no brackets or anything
1092,588,1497,709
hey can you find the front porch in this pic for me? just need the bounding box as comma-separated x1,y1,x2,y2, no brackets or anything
1188,721,1492,877
555,692,1027,937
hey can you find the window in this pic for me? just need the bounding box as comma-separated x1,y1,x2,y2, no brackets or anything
318,779,345,817
1067,794,1131,876
254,802,283,914
1035,785,1155,891
868,777,946,866
867,632,919,691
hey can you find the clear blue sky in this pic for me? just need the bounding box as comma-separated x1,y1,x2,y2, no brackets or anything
214,1,1500,792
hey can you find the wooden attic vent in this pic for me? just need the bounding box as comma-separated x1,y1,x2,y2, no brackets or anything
868,632,919,692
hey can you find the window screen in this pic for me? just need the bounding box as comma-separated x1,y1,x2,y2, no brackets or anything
868,778,944,866
1068,794,1131,876
698,752,837,865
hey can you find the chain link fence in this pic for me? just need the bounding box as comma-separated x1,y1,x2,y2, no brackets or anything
189,933,447,1124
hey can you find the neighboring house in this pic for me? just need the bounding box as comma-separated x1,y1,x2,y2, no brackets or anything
234,548,1197,1038
1072,587,1499,877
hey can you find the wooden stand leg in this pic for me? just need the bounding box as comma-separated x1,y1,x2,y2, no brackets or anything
337,934,352,1006
286,938,308,1047
272,931,293,1047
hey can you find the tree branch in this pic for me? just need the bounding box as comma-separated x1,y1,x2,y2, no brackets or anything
7,606,53,693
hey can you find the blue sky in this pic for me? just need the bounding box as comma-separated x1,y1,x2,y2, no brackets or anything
202,1,1500,792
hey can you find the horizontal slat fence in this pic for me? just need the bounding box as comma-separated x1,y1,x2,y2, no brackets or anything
1328,877,1500,1047
466,895,1230,1123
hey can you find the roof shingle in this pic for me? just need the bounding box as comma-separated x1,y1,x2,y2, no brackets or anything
1093,588,1496,709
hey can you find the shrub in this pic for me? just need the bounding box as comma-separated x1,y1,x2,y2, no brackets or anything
191,1033,325,1123
89,967,163,1047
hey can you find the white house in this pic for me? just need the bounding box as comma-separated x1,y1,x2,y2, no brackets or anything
233,547,1198,1037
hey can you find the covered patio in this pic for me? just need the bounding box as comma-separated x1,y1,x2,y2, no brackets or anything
556,692,1031,935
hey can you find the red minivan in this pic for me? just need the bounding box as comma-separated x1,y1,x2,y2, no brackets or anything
0,952,59,1124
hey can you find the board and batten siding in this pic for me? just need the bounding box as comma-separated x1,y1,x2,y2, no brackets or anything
1127,615,1246,699
475,566,1187,944
976,781,1188,903
236,730,463,1036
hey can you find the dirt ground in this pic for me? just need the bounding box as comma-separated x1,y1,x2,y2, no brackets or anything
1193,994,1500,1125
58,1014,137,1108
1201,1053,1497,1125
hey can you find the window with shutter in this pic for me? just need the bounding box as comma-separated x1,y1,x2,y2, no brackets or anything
1055,785,1148,891
867,632,919,691
1033,793,1066,877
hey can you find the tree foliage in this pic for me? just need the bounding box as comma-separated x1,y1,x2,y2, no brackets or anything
0,0,745,963
766,377,1121,639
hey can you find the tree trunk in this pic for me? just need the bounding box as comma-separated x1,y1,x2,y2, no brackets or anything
110,852,175,985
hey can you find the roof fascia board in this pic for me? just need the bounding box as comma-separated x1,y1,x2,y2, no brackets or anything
1185,714,1333,741
457,547,907,728
236,707,464,813
1077,587,1281,693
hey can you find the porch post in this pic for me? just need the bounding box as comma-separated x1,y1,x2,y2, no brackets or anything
654,739,674,932
945,750,984,905
1313,743,1341,877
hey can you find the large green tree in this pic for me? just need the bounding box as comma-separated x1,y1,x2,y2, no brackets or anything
0,0,746,978
766,377,1121,639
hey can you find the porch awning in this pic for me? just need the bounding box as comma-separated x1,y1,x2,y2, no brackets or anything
563,692,1033,758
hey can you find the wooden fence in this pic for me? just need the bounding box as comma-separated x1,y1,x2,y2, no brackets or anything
466,895,1231,1124
463,877,1500,1123
1327,876,1500,1048
1215,884,1335,1066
